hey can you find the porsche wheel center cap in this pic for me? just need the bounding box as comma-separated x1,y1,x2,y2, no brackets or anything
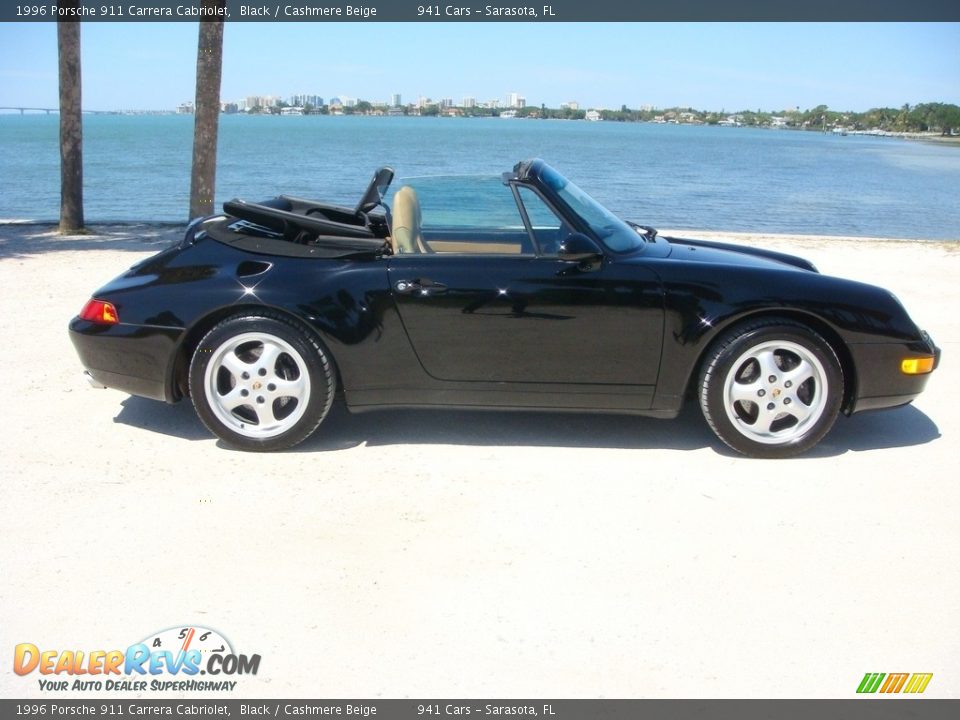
253,381,262,390
772,388,782,398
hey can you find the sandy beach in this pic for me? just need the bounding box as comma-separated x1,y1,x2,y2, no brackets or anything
0,222,956,699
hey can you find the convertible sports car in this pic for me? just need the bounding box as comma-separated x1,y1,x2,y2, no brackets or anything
69,159,939,458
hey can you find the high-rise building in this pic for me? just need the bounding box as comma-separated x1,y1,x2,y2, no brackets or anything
392,93,402,107
289,94,323,107
508,92,526,109
462,97,476,108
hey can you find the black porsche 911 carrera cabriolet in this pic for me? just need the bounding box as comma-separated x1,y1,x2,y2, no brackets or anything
69,159,939,457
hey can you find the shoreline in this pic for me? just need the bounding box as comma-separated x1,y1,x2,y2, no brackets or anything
3,111,958,141
2,221,957,246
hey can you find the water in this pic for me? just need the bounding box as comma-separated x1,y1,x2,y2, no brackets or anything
2,113,959,240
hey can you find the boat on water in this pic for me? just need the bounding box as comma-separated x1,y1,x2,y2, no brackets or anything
499,110,518,119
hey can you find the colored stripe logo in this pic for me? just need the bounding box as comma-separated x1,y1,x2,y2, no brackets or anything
904,674,934,694
857,672,933,694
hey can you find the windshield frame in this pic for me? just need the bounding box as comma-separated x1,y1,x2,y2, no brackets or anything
521,160,646,254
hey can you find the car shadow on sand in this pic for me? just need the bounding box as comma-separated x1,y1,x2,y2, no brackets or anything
114,396,212,441
805,404,942,458
113,396,940,458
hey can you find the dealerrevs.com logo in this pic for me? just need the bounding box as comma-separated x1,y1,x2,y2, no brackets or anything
13,626,261,692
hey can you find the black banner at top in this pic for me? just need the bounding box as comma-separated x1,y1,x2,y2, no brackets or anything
4,0,960,22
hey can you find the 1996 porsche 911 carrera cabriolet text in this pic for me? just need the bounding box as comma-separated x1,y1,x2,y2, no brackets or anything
69,160,940,457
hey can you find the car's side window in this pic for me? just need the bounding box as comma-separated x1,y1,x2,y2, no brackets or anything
516,186,573,256
392,176,534,255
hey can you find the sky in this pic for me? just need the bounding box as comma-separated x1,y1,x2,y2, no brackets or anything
0,22,958,112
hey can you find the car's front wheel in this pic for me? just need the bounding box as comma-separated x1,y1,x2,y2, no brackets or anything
189,313,335,451
699,318,843,458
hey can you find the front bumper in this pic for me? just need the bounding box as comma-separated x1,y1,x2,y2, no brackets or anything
69,318,183,402
848,331,940,414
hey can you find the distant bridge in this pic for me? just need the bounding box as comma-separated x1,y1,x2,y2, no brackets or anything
0,107,167,115
0,106,59,115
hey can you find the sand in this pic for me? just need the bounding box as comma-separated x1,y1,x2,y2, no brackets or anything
0,222,957,699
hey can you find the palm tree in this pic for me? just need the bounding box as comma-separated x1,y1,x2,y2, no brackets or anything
189,2,226,220
58,10,84,233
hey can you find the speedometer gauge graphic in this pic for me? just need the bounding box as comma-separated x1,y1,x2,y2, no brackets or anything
137,625,234,660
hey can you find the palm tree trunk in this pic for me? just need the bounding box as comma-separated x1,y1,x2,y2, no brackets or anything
189,2,225,220
58,14,84,233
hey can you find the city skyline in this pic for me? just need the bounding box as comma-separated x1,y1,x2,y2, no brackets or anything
0,22,958,112
189,92,532,113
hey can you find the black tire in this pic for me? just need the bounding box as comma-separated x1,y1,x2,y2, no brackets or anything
188,313,336,451
698,318,843,458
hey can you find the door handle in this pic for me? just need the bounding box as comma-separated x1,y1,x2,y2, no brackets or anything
395,279,448,295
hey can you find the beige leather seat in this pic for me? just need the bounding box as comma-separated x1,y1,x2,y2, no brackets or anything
391,186,426,254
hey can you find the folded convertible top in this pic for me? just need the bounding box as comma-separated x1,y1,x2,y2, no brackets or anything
213,196,389,258
223,198,375,239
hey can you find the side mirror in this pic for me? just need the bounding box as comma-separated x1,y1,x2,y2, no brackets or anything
557,233,603,263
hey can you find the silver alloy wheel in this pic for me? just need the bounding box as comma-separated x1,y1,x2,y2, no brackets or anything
722,339,829,445
203,331,312,439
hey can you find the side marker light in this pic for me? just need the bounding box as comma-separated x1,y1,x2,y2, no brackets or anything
901,357,935,375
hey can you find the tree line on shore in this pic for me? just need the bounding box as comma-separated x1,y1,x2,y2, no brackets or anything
583,102,960,134
243,100,960,134
247,97,960,135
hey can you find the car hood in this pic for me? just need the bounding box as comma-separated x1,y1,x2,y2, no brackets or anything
662,235,818,273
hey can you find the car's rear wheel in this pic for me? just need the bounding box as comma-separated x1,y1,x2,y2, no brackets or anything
699,318,843,458
189,313,335,451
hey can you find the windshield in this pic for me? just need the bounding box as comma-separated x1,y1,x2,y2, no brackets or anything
539,165,643,252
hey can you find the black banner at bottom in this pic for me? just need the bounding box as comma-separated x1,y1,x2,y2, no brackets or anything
1,700,959,720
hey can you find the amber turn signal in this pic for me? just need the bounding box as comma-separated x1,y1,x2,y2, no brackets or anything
901,356,935,375
79,299,119,325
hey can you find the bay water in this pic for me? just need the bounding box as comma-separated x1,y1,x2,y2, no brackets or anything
1,113,959,240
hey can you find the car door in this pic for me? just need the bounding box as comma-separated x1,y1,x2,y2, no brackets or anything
386,178,664,390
